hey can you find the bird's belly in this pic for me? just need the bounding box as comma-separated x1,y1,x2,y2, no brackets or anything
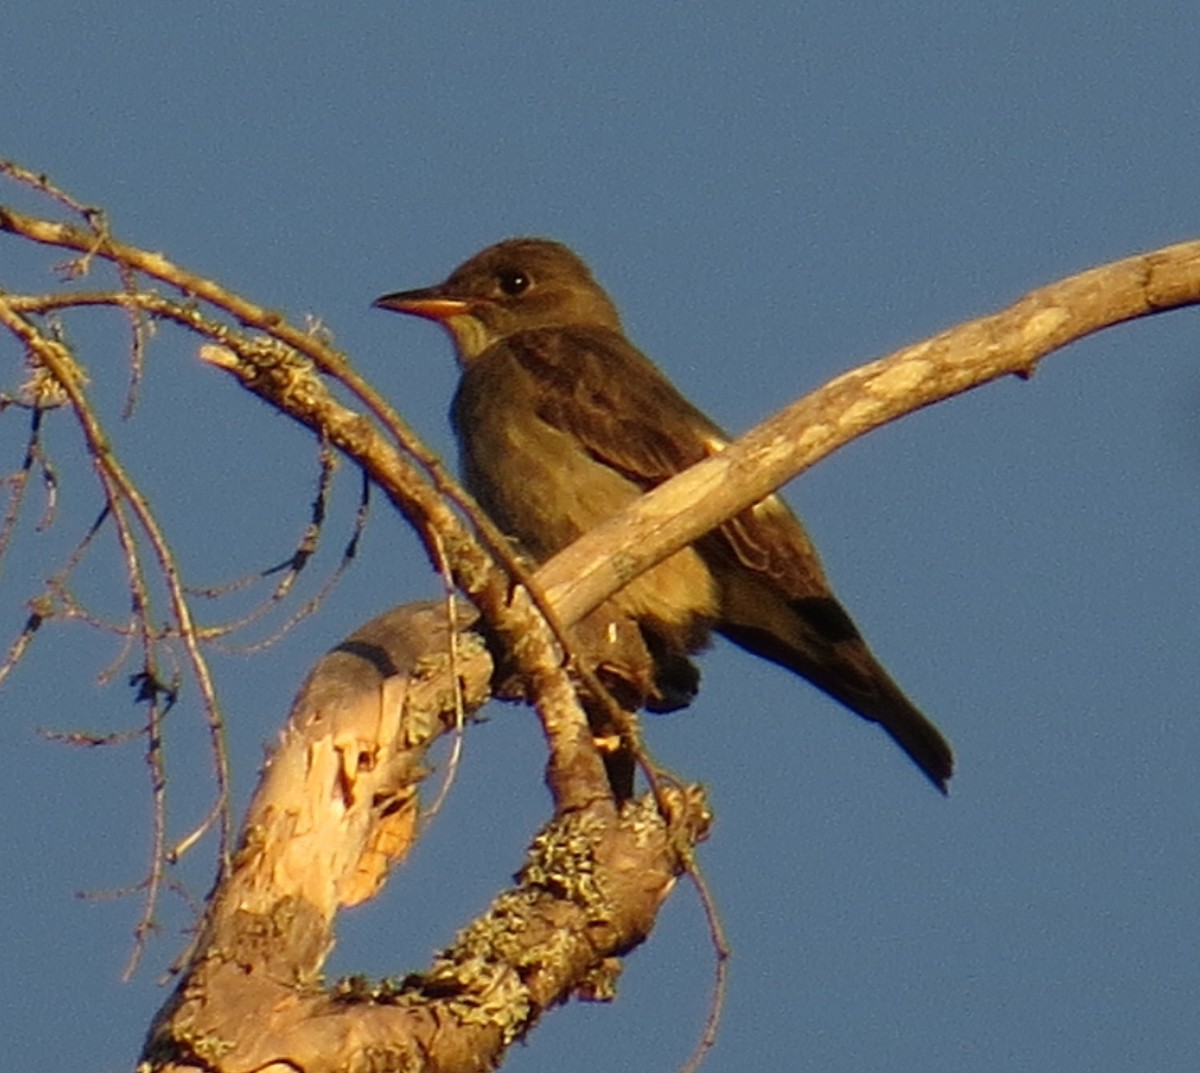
466,418,719,636
614,546,718,645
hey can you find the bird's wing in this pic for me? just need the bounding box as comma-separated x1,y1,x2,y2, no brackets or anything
712,497,834,601
511,325,722,485
511,325,836,599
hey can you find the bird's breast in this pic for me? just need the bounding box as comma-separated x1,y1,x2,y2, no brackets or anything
451,360,719,637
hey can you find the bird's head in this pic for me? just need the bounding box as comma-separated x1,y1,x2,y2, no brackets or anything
373,238,623,363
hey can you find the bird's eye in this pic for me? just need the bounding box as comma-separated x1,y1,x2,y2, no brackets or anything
497,270,530,296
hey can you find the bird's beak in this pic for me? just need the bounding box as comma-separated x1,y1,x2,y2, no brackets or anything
373,288,472,324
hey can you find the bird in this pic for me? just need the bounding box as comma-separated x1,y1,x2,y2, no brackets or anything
374,238,954,792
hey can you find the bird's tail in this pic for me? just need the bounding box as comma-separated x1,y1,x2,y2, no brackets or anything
717,584,954,793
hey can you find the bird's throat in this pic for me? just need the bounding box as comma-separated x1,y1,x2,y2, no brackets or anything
444,314,500,364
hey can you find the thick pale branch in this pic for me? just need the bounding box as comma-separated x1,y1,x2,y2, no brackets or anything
537,239,1200,626
147,789,706,1073
143,601,709,1073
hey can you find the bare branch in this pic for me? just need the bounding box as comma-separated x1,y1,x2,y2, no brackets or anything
141,598,712,1073
8,169,1200,1072
536,240,1200,626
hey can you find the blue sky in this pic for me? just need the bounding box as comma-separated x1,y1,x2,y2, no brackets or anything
3,4,1199,1071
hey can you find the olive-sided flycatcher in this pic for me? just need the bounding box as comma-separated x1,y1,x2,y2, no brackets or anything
375,239,953,792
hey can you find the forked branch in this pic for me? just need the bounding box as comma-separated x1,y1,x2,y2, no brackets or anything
4,175,1200,1072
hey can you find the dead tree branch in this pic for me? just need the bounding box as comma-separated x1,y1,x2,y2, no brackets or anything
5,174,1200,1072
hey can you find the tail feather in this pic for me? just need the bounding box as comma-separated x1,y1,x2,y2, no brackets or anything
715,588,954,793
698,500,953,792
